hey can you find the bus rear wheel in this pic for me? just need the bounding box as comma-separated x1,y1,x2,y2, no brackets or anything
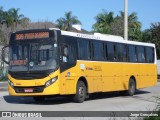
33,96,45,102
120,78,136,96
73,81,86,103
127,78,136,96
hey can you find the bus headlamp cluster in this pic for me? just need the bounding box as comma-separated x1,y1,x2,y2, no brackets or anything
45,76,58,87
8,79,14,88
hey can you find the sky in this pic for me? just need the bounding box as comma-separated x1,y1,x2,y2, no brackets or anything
0,0,160,31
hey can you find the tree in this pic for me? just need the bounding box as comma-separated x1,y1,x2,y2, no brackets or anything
0,6,4,24
92,10,114,33
128,12,142,40
56,18,65,30
142,22,160,58
92,10,142,41
111,12,142,40
8,8,24,31
56,11,81,31
21,17,30,30
0,7,25,44
110,17,124,37
2,11,13,28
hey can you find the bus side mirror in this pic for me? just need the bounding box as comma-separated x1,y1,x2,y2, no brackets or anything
2,45,9,64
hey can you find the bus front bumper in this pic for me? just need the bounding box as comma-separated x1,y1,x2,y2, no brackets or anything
8,80,60,96
8,70,60,96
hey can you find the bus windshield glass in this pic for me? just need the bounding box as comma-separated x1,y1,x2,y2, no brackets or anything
9,39,58,72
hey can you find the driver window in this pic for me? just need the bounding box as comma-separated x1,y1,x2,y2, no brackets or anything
62,46,68,62
64,47,68,56
61,44,76,64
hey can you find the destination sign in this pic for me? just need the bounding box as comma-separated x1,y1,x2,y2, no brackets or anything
15,32,49,40
10,60,27,66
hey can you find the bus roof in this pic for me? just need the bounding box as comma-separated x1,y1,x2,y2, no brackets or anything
61,30,155,48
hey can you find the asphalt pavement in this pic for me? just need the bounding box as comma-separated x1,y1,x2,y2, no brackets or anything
0,83,160,119
0,81,8,91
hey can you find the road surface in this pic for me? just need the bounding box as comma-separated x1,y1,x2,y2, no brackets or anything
0,83,160,119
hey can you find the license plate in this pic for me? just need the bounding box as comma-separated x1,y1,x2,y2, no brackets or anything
24,88,33,93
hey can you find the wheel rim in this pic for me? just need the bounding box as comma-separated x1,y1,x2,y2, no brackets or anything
130,81,135,94
79,86,85,98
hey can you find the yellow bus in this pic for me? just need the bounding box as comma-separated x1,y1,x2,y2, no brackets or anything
2,28,157,103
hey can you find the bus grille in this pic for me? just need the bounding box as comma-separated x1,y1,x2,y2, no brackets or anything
14,86,45,93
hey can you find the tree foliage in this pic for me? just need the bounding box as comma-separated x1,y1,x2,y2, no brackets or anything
92,10,114,33
92,10,142,41
0,7,29,44
56,11,81,31
142,22,160,58
8,8,24,31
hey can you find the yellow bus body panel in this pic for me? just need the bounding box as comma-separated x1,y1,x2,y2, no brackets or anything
8,61,157,96
59,60,157,94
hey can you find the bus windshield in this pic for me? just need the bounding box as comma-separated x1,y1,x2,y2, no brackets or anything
9,39,58,72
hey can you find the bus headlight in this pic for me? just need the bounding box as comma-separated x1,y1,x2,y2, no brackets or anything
8,79,14,88
45,76,58,87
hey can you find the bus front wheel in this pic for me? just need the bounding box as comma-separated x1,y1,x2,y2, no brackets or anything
73,81,86,103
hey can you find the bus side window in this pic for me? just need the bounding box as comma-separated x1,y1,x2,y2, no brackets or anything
146,47,154,63
113,44,117,61
78,38,91,60
116,43,127,62
123,44,128,62
92,41,104,61
68,45,76,63
107,42,114,61
128,45,137,62
137,46,145,63
116,44,121,61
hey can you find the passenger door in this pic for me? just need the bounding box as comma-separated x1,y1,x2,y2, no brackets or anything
59,36,77,94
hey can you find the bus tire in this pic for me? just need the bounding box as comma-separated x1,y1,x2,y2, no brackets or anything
73,81,86,103
127,78,136,96
33,96,45,102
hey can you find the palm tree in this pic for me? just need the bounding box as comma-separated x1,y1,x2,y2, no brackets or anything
56,11,81,31
128,12,142,40
119,11,142,39
2,11,13,28
117,12,142,40
8,8,24,31
92,10,114,33
93,10,142,40
56,18,65,30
